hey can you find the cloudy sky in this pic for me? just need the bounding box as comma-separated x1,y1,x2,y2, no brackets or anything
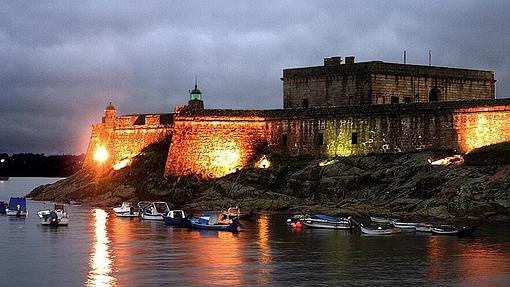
1,1,508,155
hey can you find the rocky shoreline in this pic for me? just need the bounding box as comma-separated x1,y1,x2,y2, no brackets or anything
28,141,510,222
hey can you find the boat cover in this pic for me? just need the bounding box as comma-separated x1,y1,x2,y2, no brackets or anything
311,214,341,222
8,197,27,210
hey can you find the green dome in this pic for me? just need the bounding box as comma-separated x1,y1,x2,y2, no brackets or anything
190,84,202,101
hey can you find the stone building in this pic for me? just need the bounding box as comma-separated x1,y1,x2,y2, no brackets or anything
283,56,495,108
83,57,510,178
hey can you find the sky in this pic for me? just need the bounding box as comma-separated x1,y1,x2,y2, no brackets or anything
1,1,509,155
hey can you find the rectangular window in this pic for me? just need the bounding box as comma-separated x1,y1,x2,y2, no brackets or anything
390,96,399,103
318,132,324,145
282,134,288,146
351,132,358,144
404,96,412,103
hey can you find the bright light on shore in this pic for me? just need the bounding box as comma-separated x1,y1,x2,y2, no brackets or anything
94,146,109,163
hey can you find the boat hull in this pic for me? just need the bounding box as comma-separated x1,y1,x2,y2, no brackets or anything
6,210,28,217
303,219,351,230
163,216,190,227
361,226,402,235
114,211,139,218
141,213,164,221
40,217,69,226
190,219,239,232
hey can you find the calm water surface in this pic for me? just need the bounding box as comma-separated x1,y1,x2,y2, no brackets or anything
0,178,509,286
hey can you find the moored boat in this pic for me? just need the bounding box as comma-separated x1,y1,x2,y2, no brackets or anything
303,214,352,230
360,223,402,235
37,204,69,226
5,197,28,217
113,202,139,217
163,210,190,227
370,216,392,224
415,223,433,232
391,220,418,230
0,176,8,181
222,206,241,220
431,225,458,235
190,213,239,232
138,201,170,220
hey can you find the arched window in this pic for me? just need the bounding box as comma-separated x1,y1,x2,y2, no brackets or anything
429,87,441,102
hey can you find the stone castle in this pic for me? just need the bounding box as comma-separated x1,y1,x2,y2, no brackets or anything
84,56,510,178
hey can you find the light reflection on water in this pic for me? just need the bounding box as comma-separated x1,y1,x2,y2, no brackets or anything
1,178,510,286
86,209,116,287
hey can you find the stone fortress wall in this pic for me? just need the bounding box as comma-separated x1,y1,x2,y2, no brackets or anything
83,56,510,178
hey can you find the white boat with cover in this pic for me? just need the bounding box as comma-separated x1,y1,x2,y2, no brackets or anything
37,204,69,226
303,214,352,229
360,223,402,235
113,202,139,217
138,201,170,220
431,225,458,235
390,220,418,229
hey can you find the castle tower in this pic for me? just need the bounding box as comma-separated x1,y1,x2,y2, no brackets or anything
188,77,204,109
102,102,116,128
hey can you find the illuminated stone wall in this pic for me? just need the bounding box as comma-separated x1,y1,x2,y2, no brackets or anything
454,105,510,152
165,99,510,177
83,114,172,170
165,113,267,178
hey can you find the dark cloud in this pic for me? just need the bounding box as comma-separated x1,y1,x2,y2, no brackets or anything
0,1,508,154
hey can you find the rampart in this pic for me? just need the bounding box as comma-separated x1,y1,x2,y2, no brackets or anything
166,99,510,177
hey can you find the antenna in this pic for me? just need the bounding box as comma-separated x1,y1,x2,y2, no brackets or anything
428,50,432,66
194,75,198,89
403,50,407,64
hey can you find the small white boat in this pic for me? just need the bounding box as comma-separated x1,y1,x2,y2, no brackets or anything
138,201,170,220
37,204,69,226
431,225,458,235
360,224,402,235
370,216,392,224
113,202,139,217
222,206,241,220
415,223,433,232
5,197,28,217
391,220,418,229
303,214,352,230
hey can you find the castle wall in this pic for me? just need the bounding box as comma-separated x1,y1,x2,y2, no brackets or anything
283,61,495,108
84,114,172,170
165,114,267,178
165,99,510,177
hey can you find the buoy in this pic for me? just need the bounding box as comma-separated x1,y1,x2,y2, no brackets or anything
295,221,303,228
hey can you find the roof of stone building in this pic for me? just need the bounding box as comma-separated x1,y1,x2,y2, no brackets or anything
283,61,495,81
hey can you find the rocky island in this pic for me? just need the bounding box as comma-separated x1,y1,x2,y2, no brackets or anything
28,140,510,222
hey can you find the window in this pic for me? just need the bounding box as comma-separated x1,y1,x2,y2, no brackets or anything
318,132,324,145
390,96,399,104
302,99,309,107
351,132,358,144
404,96,412,103
282,134,288,146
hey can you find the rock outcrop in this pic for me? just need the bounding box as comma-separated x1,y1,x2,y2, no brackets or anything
28,141,510,222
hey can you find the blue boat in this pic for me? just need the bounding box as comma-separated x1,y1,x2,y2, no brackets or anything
190,213,239,232
163,210,191,227
6,197,28,217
